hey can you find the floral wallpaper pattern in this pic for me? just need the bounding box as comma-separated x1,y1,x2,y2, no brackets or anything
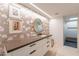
0,4,49,51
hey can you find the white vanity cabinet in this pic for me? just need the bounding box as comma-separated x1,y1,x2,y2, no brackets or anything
30,38,51,56
7,36,51,56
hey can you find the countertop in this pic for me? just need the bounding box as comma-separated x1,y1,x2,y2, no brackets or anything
7,34,52,53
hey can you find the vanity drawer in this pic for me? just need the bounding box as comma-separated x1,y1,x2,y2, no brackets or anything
7,41,38,56
27,39,50,56
7,46,30,56
25,43,38,56
28,47,47,56
7,38,51,56
30,39,51,56
30,43,49,56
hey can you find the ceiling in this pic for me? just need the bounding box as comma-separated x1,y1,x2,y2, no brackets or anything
34,3,79,18
19,3,52,19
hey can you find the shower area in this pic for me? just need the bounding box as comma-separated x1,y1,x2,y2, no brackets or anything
64,16,78,48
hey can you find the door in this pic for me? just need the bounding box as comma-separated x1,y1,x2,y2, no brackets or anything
64,16,78,48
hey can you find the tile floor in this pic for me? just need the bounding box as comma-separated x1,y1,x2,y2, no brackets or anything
45,46,79,56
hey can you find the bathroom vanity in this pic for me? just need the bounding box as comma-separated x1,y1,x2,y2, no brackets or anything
7,35,52,56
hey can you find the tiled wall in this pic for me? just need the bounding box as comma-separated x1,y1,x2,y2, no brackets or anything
0,4,49,51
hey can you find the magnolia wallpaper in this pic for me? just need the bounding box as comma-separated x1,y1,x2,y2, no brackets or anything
0,4,49,51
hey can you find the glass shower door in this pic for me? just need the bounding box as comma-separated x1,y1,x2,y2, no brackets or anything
64,16,78,48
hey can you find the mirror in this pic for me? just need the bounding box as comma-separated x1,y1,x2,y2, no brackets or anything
34,18,43,34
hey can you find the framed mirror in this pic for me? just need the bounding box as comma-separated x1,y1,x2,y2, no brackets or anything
34,18,43,34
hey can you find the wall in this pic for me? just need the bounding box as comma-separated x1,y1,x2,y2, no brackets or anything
49,17,64,53
77,16,79,48
49,15,79,54
0,3,49,51
49,16,79,55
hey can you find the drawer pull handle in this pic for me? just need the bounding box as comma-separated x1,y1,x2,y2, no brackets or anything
29,50,36,54
29,44,36,47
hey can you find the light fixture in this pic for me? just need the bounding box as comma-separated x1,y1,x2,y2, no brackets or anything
54,13,59,15
69,17,78,20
